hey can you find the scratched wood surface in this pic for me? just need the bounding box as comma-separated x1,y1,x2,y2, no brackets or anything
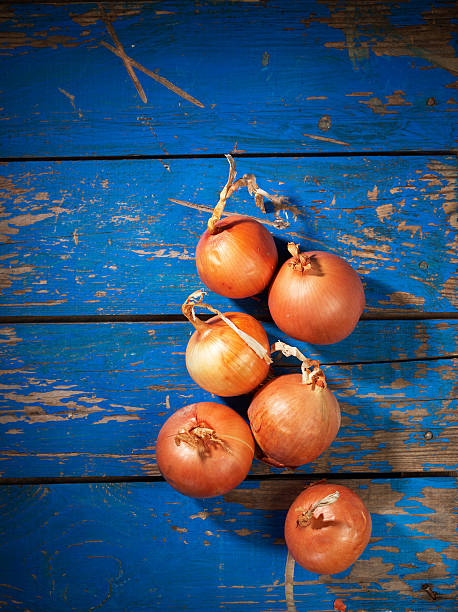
0,320,456,477
0,478,456,611
1,155,456,316
0,1,457,157
1,1,457,611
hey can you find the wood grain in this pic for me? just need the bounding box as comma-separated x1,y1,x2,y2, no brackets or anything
0,1,456,157
0,478,456,610
0,320,455,477
0,156,456,315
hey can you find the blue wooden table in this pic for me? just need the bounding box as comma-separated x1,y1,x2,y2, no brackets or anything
0,2,457,610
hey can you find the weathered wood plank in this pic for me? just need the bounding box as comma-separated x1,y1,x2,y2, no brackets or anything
0,478,456,610
0,1,457,157
1,156,456,315
0,321,455,477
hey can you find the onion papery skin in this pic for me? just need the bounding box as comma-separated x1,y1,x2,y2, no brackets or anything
196,215,278,298
284,483,372,575
247,374,341,468
268,251,365,345
156,402,255,498
186,312,270,397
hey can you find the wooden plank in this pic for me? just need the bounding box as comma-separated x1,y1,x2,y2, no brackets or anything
1,155,456,315
0,478,456,610
0,1,457,157
0,320,456,477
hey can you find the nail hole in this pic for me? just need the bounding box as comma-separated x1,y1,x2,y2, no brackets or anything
318,115,331,131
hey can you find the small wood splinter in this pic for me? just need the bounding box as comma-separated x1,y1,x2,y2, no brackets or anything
98,3,204,107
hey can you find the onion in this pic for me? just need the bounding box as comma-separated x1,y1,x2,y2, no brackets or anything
247,341,340,468
195,155,278,298
196,215,278,298
284,483,372,575
156,402,254,498
183,290,271,397
268,243,365,345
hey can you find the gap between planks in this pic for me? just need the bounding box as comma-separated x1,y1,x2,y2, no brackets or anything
0,149,456,163
1,312,457,325
0,471,456,487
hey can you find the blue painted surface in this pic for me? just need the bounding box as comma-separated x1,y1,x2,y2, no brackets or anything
0,156,456,315
0,479,456,610
1,2,457,609
0,1,457,156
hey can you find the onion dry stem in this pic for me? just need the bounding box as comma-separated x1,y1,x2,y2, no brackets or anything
296,490,340,527
175,423,232,458
207,154,288,234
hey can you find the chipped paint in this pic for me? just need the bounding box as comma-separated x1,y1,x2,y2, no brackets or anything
315,2,458,76
171,525,188,533
383,378,411,390
407,486,457,542
0,265,35,291
234,528,259,537
378,291,425,307
0,213,54,237
367,185,378,201
375,202,393,223
0,327,21,346
441,277,457,308
109,403,144,412
337,233,391,260
397,220,423,238
70,5,143,27
389,408,429,426
111,215,140,223
0,31,82,50
426,161,457,229
359,94,410,116
145,248,193,260
93,415,140,424
0,389,109,424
